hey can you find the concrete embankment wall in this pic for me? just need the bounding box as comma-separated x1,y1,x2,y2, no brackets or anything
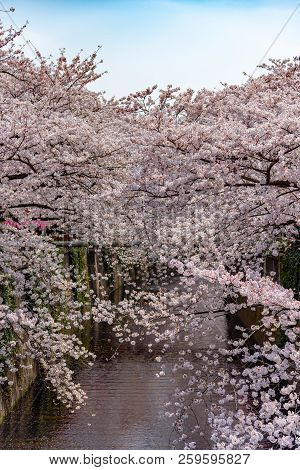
0,359,38,425
0,244,133,424
229,251,299,345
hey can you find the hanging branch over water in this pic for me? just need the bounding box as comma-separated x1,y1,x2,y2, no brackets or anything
0,21,299,449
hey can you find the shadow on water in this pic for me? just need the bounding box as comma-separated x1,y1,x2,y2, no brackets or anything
0,312,230,450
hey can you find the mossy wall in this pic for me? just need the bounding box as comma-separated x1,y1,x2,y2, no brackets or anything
0,358,38,425
233,247,300,346
280,247,300,299
0,245,131,424
0,283,38,425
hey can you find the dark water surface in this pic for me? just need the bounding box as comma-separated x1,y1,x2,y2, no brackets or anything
0,316,228,450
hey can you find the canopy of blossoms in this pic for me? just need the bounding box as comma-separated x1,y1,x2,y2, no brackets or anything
0,22,299,449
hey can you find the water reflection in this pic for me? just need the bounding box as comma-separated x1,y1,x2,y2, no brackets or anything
0,316,228,450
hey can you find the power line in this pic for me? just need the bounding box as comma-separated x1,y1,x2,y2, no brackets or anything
250,1,300,78
0,0,41,60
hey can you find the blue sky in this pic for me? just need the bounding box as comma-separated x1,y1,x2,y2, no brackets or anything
1,1,300,97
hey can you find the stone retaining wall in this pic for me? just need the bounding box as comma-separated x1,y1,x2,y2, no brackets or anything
0,357,38,425
0,244,131,424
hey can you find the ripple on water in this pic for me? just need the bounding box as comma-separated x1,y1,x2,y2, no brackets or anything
0,316,229,450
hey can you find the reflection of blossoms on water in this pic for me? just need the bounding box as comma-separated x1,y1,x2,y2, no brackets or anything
0,17,299,451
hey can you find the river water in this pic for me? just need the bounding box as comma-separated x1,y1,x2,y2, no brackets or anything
0,314,228,450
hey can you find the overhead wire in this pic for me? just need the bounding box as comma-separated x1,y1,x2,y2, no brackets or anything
249,1,300,78
0,0,41,60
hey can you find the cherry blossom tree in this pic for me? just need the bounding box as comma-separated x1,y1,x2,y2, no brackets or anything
0,21,129,407
0,17,299,450
114,59,300,449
